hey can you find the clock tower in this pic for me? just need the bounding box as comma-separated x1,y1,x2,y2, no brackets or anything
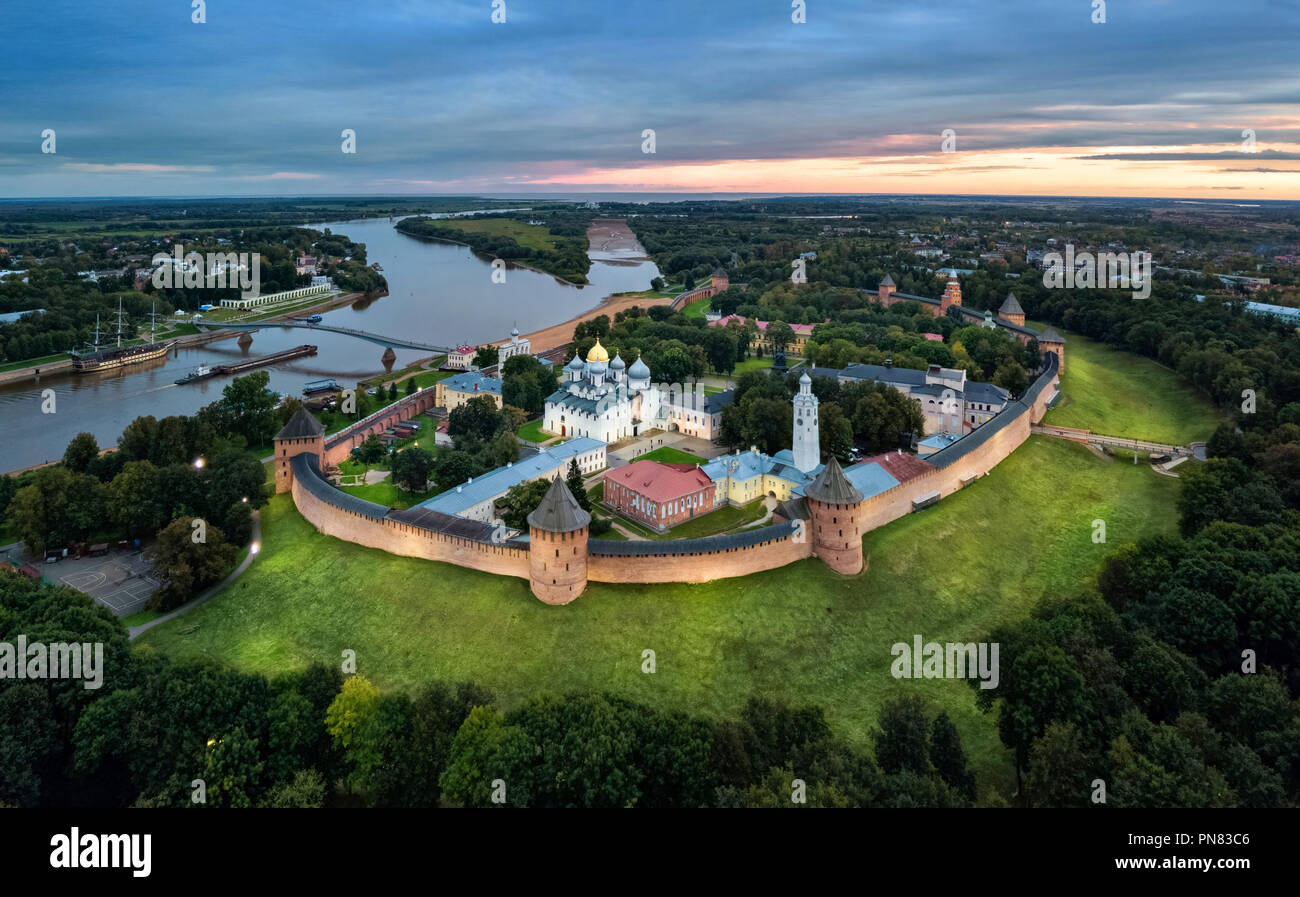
792,370,820,473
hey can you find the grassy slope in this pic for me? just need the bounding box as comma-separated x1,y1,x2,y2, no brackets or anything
636,446,706,465
139,436,1180,788
1034,324,1220,444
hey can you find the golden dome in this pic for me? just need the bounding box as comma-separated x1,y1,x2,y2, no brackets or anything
585,338,609,363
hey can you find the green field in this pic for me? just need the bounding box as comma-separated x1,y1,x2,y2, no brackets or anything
727,356,774,376
425,218,556,252
138,435,1181,788
1033,324,1221,444
517,418,559,443
634,446,706,465
682,297,712,319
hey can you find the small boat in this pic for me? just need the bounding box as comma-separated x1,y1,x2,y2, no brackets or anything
293,314,323,324
175,363,216,385
303,377,340,395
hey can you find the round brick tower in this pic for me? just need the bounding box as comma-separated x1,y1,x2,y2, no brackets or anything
527,475,591,605
804,457,866,575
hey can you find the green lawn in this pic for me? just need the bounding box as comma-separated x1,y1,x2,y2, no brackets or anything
337,479,439,509
0,352,70,372
425,218,556,252
726,356,774,376
682,297,712,319
634,446,706,465
138,435,1181,790
1032,323,1221,445
517,419,559,443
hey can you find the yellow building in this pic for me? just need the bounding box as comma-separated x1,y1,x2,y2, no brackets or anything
435,371,503,411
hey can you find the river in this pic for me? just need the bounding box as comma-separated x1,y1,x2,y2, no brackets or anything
0,215,660,472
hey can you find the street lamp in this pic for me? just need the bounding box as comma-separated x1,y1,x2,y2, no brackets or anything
249,542,260,556
193,457,205,470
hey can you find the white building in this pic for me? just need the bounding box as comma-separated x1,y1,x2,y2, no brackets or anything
446,345,477,370
498,326,531,365
543,339,661,442
791,370,820,473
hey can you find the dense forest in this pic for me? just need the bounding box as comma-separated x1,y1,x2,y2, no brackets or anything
395,211,593,284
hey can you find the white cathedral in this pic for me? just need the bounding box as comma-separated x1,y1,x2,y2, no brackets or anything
543,339,662,442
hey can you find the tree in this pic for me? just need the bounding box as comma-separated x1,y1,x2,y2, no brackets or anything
449,395,503,444
1023,721,1089,808
497,478,551,529
473,346,499,368
440,706,535,807
434,450,479,489
819,403,855,462
198,371,279,447
566,459,591,513
62,432,100,473
992,359,1029,395
873,695,933,776
766,321,797,355
202,727,264,808
144,515,237,611
11,466,74,555
325,676,382,792
354,434,387,464
928,712,976,801
404,376,417,396
387,382,398,401
391,446,435,492
108,461,167,539
262,769,327,808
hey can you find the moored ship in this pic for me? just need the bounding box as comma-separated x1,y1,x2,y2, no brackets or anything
72,298,176,373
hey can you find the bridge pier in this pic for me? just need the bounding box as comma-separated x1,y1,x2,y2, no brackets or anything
381,347,397,370
237,332,254,348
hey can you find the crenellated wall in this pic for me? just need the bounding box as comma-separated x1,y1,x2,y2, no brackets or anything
281,355,1059,599
322,388,441,467
291,455,531,578
587,524,813,584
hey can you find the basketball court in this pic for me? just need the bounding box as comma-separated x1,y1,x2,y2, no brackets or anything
47,551,159,617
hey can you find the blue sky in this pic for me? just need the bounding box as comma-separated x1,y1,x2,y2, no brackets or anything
4,0,1299,197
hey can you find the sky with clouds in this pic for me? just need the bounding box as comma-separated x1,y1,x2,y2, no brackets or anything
4,0,1300,198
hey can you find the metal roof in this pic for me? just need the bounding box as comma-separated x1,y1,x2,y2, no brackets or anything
415,437,604,516
527,475,592,533
588,520,799,556
291,453,389,519
276,407,325,440
804,457,865,504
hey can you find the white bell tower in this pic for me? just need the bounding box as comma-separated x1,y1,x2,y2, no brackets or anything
792,370,820,473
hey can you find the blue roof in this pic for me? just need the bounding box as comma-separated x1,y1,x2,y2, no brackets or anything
416,437,604,516
918,433,963,450
792,460,899,502
443,370,502,396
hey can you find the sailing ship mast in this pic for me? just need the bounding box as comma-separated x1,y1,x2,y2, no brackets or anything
113,297,126,348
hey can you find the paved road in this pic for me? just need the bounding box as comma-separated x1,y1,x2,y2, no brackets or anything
128,510,261,640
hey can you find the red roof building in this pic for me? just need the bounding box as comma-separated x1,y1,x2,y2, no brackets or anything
604,460,716,531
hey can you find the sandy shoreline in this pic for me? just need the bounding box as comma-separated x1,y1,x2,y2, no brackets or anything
499,218,666,353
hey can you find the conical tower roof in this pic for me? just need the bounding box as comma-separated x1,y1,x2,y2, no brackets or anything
804,456,864,504
999,292,1024,315
1038,327,1066,343
275,406,324,440
879,274,895,286
527,475,591,533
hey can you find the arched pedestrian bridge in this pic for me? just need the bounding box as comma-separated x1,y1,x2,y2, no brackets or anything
193,318,453,360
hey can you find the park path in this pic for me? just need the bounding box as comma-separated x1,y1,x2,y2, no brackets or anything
127,510,261,640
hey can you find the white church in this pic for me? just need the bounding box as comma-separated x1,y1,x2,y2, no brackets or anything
543,339,662,442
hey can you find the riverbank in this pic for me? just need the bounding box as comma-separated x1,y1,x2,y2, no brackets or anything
0,290,371,387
